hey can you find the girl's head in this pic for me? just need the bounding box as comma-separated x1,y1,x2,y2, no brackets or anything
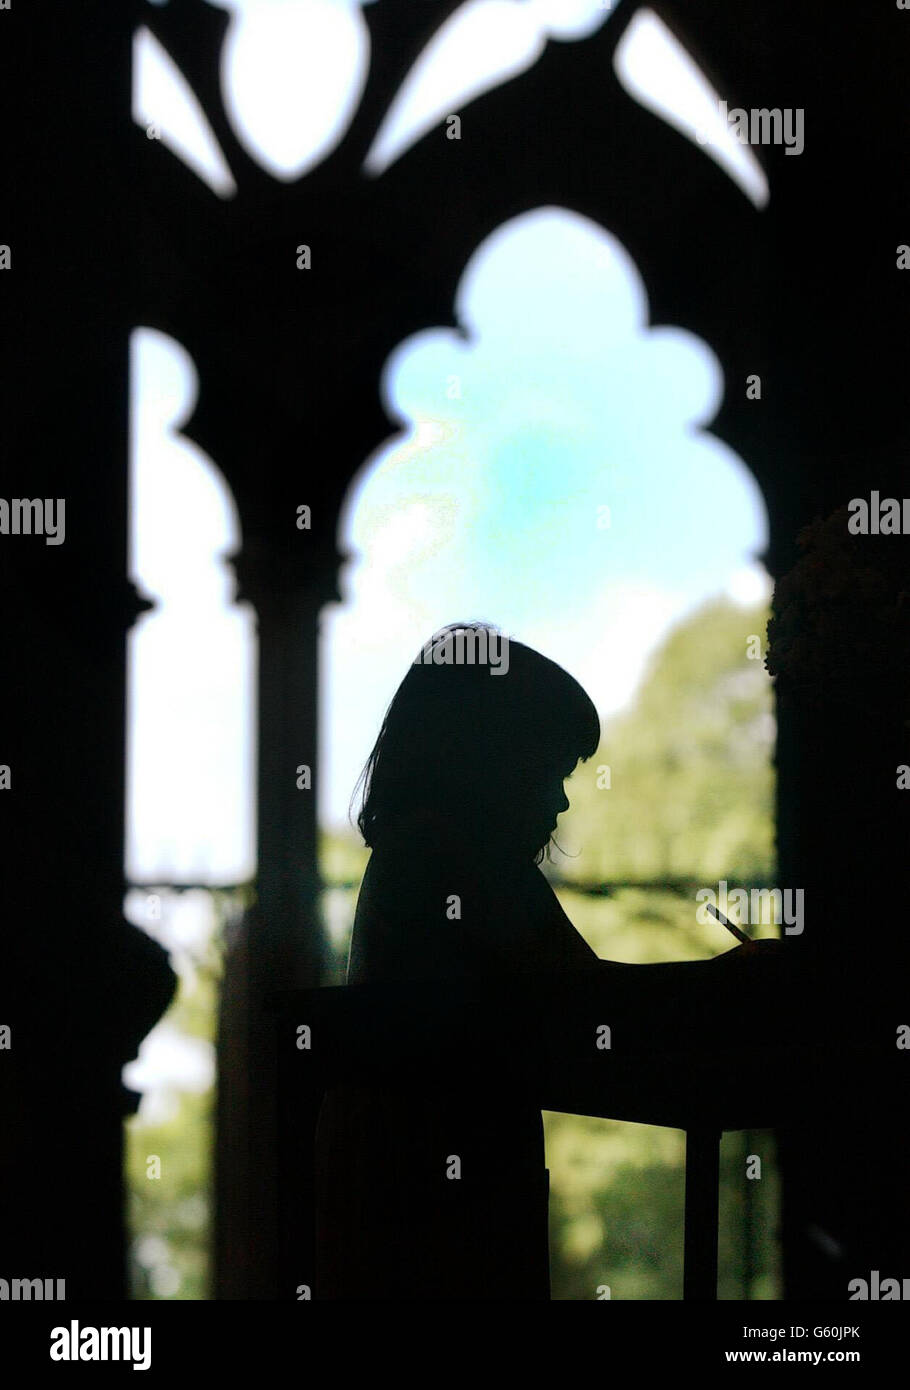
354,623,600,862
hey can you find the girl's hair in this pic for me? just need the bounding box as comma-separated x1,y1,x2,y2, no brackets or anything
352,622,599,857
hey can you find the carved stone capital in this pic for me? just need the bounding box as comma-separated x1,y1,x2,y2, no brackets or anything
227,536,346,620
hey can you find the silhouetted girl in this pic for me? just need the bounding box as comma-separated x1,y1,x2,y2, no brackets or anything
315,623,774,1299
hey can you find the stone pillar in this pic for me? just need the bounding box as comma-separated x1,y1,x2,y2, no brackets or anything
0,1,177,1297
215,539,341,1299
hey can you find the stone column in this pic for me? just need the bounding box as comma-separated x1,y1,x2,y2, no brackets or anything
215,538,341,1299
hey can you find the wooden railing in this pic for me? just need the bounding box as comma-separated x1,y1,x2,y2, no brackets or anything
270,962,905,1300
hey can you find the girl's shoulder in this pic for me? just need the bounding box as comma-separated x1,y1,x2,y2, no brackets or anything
350,843,596,980
349,843,488,983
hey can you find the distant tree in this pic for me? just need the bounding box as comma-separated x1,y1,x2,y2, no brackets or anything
556,599,775,885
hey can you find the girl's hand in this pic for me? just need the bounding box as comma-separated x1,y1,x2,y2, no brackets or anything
711,937,787,965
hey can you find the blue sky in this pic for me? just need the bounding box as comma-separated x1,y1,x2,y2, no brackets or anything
324,206,768,829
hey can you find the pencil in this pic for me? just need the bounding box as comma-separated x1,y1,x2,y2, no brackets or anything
705,900,751,945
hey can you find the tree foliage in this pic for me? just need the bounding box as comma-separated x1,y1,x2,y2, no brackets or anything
554,599,774,886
